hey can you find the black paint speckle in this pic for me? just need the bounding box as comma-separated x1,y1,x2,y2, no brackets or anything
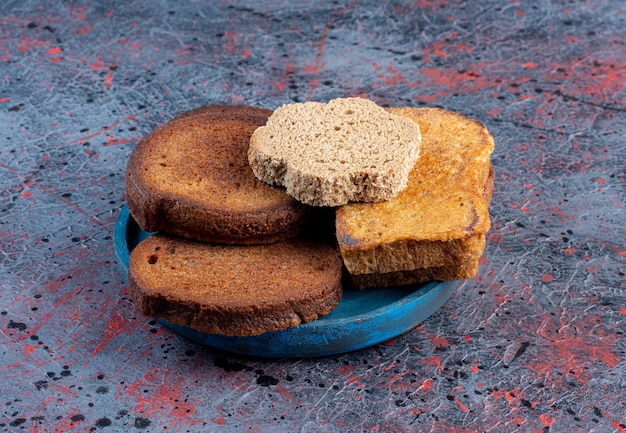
9,418,26,427
214,357,251,372
7,321,27,331
95,417,112,428
134,417,151,429
256,375,279,387
34,380,48,390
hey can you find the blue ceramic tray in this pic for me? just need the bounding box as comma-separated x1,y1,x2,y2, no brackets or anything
114,206,457,358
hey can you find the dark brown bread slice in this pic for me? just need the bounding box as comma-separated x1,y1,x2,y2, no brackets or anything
345,164,495,289
126,106,309,244
128,234,343,336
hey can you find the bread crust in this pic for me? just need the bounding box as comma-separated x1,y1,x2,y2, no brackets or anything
125,106,309,244
345,259,481,290
336,107,494,275
128,234,343,336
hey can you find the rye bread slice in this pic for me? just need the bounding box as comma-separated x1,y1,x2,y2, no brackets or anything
128,234,343,337
248,97,422,207
125,105,309,244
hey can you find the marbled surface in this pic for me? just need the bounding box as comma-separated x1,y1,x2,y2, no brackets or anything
1,1,625,432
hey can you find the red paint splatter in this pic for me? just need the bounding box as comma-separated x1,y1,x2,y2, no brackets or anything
612,420,626,432
105,136,139,146
619,308,626,316
18,38,50,52
430,335,449,350
539,413,555,428
418,378,434,391
213,413,226,425
414,0,450,7
541,273,553,283
454,397,470,413
422,356,443,371
528,334,620,384
382,338,396,346
127,374,204,430
91,312,129,355
73,25,92,35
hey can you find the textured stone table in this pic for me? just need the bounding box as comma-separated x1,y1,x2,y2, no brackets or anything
1,1,624,432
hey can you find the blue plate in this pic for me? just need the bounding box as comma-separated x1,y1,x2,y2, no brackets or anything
114,206,457,358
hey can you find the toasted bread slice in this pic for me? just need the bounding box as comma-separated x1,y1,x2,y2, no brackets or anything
128,234,343,337
248,97,422,207
336,107,494,275
126,106,309,244
345,164,494,289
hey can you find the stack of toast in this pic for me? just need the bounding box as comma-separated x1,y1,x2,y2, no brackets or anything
125,99,494,337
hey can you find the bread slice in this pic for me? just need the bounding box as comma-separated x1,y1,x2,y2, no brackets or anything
345,164,494,289
346,259,480,290
248,97,422,207
125,106,309,244
128,234,343,337
336,107,494,276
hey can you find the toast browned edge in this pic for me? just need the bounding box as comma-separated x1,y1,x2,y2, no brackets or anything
127,234,343,337
171,104,272,121
345,164,494,289
125,108,310,245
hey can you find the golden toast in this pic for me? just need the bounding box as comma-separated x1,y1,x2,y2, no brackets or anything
336,107,494,278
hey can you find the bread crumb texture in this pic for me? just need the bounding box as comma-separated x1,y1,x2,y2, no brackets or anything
248,97,422,207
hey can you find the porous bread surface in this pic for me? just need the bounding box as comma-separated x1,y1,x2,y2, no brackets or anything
125,106,309,244
248,97,422,207
336,107,494,275
128,234,343,337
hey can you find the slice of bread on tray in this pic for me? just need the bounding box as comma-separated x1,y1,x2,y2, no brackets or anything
128,233,343,336
345,165,494,289
248,97,422,207
336,107,495,285
125,105,309,245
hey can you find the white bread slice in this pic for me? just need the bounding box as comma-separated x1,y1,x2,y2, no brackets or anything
248,97,422,207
